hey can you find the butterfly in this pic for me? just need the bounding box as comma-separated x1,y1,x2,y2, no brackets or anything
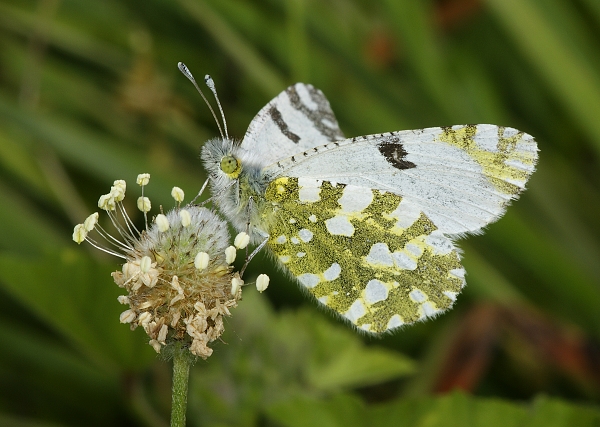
185,68,538,334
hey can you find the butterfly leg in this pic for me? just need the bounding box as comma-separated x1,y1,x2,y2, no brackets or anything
189,178,210,205
240,233,269,277
243,195,257,254
240,195,257,276
196,179,236,207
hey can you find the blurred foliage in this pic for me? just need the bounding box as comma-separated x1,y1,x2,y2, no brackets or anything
0,0,599,425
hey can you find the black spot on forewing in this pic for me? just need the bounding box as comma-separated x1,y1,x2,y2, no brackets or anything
269,106,300,143
286,85,344,142
377,139,416,170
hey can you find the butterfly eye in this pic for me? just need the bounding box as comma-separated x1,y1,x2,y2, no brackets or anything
220,156,240,176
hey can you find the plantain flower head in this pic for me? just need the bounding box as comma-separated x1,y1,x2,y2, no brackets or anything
73,174,264,359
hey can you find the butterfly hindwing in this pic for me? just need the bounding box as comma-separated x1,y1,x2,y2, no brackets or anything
263,124,538,236
264,176,465,333
241,83,345,167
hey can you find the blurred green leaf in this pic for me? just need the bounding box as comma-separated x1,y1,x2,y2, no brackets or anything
0,1,130,72
485,210,600,337
0,130,50,198
485,0,600,155
0,413,67,427
528,395,600,427
0,321,122,424
382,0,454,120
188,290,414,427
0,250,154,371
0,181,64,255
461,246,527,304
266,393,366,427
177,0,286,95
269,391,600,427
302,310,415,390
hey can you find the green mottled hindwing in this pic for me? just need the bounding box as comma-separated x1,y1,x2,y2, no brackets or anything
264,176,466,333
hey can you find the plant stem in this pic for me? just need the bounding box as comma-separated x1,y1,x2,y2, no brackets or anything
171,347,192,427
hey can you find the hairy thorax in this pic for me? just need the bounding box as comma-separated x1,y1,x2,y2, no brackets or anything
211,164,276,244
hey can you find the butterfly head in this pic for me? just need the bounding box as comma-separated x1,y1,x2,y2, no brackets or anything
201,136,268,240
201,137,241,181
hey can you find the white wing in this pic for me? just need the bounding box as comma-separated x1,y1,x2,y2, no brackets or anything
263,125,538,236
241,83,344,167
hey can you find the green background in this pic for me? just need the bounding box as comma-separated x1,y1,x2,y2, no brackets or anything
0,0,599,426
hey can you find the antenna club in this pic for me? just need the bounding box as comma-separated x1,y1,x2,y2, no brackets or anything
205,75,216,90
178,62,226,139
204,74,229,139
178,62,196,83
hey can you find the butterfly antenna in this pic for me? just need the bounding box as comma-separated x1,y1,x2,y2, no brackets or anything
177,62,224,139
204,75,229,140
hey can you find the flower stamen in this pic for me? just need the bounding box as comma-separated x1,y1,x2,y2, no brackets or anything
73,174,272,359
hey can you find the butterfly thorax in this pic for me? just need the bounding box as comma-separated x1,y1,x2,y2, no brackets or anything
201,137,273,244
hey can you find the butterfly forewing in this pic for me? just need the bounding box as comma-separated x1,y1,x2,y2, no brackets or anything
263,125,538,236
241,83,345,167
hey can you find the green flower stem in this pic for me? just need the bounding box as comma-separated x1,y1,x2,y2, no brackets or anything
171,347,192,427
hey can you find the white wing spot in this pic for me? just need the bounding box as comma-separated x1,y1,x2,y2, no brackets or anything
425,231,453,255
295,84,319,110
409,289,427,303
365,279,388,304
318,296,329,305
298,228,313,242
321,118,336,128
276,235,287,244
505,177,526,188
298,273,320,288
325,216,355,236
392,251,417,270
279,255,291,263
323,263,341,281
291,237,300,244
387,315,404,329
308,214,317,223
289,218,297,224
420,302,439,319
297,252,306,258
449,268,466,280
366,243,394,267
443,291,457,302
298,177,321,202
338,185,374,213
344,300,366,322
405,243,423,257
360,324,372,332
385,199,422,229
506,158,535,172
